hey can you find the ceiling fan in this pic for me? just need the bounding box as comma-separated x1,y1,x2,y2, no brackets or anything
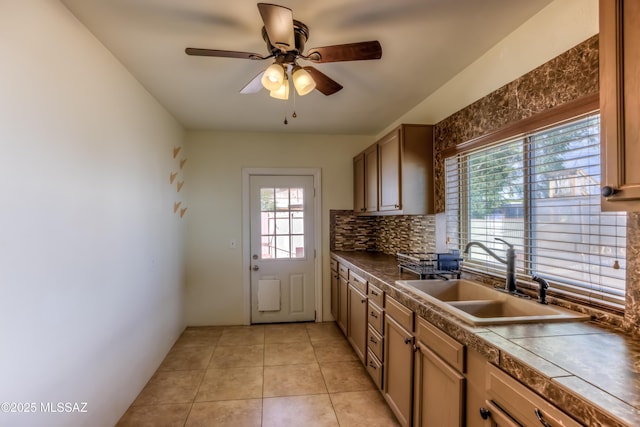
185,3,382,99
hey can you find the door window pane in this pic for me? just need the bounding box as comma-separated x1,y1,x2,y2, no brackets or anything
259,187,305,259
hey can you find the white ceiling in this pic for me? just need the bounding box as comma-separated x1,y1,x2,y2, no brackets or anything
60,0,553,135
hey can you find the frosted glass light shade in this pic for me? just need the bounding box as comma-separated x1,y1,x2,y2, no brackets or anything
261,63,285,91
292,66,316,96
269,77,289,100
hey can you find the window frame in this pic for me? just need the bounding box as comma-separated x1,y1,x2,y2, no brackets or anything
442,94,627,312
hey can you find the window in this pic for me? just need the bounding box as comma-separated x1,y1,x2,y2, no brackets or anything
259,187,305,259
445,113,627,310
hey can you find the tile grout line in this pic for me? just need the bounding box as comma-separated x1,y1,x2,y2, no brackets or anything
182,335,219,426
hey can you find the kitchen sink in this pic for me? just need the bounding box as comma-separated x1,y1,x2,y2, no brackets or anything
395,279,590,326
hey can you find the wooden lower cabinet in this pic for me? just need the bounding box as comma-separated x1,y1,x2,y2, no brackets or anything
414,342,465,427
337,275,348,334
347,283,368,363
413,316,466,427
465,349,489,427
330,262,338,321
383,296,415,427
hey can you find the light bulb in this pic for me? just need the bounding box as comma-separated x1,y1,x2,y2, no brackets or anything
270,77,289,100
292,66,316,96
261,63,285,92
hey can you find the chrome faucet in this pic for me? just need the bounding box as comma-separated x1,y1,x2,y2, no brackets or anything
464,238,517,293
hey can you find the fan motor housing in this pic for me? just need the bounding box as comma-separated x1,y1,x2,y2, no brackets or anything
262,20,309,56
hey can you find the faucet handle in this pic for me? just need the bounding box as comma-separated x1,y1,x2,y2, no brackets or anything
531,274,549,289
494,238,514,249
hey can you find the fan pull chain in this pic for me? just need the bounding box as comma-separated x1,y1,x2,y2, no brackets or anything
292,86,298,118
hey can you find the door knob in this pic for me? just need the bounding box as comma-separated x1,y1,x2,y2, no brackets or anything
252,265,259,271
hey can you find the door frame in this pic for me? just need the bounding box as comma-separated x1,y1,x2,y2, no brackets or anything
242,167,323,325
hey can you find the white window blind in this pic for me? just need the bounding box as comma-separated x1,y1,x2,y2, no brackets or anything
445,113,627,310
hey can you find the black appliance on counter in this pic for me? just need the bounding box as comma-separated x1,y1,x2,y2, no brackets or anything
397,250,462,280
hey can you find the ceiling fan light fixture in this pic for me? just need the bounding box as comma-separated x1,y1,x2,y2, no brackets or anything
269,75,290,100
292,66,316,96
261,63,285,91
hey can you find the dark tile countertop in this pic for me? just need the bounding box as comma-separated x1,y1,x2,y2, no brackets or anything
331,251,640,427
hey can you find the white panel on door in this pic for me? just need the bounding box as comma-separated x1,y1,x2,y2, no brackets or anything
258,279,280,311
289,274,304,313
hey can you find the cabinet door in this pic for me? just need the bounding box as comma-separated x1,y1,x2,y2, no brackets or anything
364,144,378,212
347,284,367,363
378,128,401,212
337,275,348,334
414,341,465,427
383,315,414,427
330,268,339,321
353,152,366,213
600,0,640,210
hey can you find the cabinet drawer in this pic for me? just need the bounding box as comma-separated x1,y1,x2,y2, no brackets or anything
367,283,384,307
338,264,349,279
349,271,367,294
486,363,582,427
415,316,465,373
366,349,383,390
367,324,384,361
385,295,414,332
368,303,384,334
330,259,337,272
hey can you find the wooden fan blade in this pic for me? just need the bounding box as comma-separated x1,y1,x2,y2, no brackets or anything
303,66,343,96
240,71,265,94
306,41,382,63
257,3,295,52
185,47,265,60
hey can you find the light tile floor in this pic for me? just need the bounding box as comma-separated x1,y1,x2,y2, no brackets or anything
116,322,400,427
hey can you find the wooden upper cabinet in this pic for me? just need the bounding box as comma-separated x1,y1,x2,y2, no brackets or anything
378,128,402,211
365,145,379,213
353,153,366,214
600,0,640,211
353,124,434,215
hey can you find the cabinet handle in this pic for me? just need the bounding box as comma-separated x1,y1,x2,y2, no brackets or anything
371,290,379,296
403,337,412,345
479,407,490,420
370,311,378,318
602,186,618,197
412,344,419,353
368,361,377,369
394,204,399,208
361,299,366,304
369,336,377,344
534,408,552,427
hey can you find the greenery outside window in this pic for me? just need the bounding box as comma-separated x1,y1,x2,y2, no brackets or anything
445,113,627,310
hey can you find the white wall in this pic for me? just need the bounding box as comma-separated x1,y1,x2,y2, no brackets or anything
0,2,186,426
184,131,370,325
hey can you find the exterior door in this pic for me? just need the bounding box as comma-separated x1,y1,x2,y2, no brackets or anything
250,175,316,323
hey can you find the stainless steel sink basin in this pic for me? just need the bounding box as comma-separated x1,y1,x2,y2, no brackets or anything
395,279,590,326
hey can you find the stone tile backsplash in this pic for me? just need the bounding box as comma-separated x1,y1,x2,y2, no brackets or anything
330,210,435,255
